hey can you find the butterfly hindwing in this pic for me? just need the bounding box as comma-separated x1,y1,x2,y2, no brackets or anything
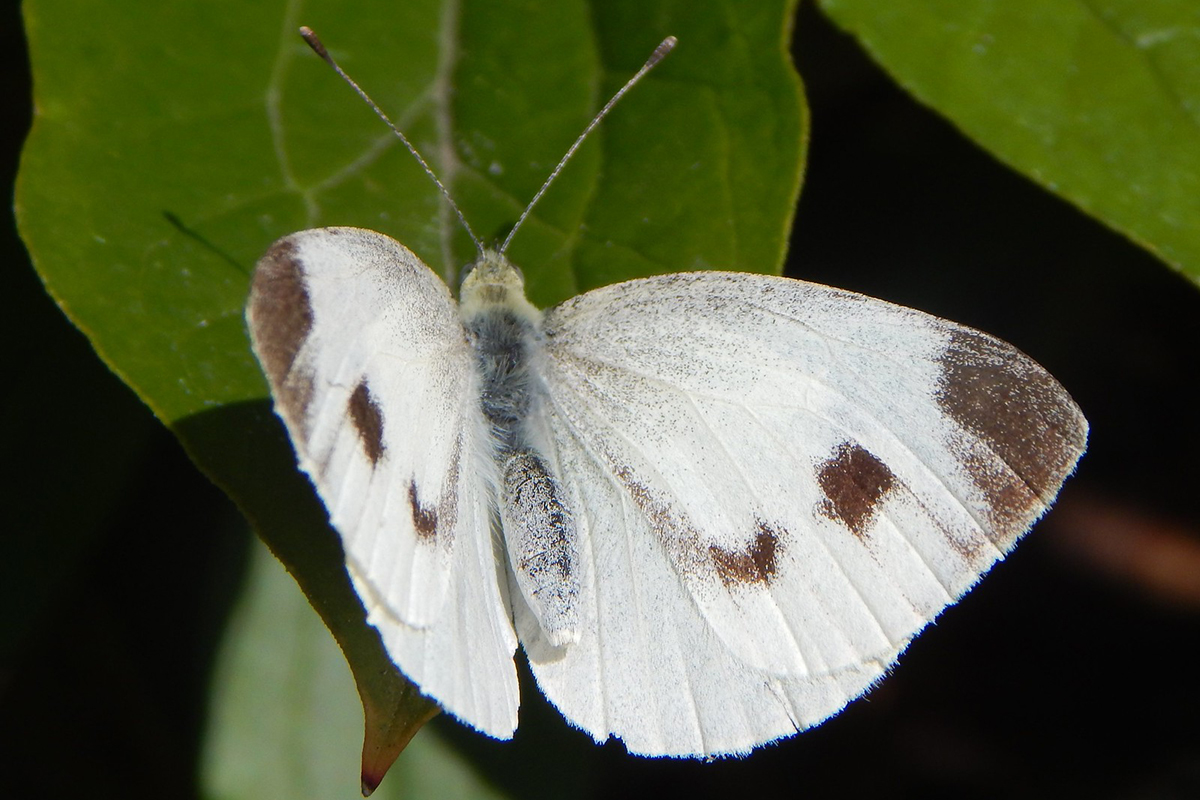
523,271,1086,755
246,227,519,736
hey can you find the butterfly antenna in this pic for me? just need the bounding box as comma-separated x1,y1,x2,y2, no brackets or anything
300,27,485,256
498,36,677,256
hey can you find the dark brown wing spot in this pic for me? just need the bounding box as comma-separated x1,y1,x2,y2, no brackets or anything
348,380,385,465
710,522,780,586
247,238,316,419
408,480,438,539
613,464,707,575
937,328,1087,546
817,442,896,539
614,462,782,587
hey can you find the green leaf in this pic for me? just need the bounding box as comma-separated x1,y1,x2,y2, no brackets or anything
818,0,1200,285
202,540,509,800
17,0,804,788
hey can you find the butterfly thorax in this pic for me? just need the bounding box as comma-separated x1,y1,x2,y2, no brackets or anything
459,250,544,455
459,250,581,647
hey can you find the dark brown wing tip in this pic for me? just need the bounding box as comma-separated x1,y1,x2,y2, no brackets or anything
937,327,1088,547
247,236,316,423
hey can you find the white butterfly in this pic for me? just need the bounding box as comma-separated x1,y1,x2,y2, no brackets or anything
246,31,1087,758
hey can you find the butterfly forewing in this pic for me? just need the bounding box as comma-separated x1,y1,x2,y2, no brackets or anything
524,271,1086,754
246,227,519,736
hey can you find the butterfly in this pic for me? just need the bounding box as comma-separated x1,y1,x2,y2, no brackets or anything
246,30,1087,758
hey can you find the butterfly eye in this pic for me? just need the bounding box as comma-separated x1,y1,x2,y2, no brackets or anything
457,261,476,287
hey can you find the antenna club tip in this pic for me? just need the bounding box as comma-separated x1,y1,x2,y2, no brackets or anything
648,36,677,66
299,26,330,59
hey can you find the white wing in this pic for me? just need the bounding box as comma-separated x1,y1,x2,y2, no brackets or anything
523,271,1086,755
246,227,518,737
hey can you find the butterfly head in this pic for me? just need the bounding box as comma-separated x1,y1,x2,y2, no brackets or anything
459,249,540,322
